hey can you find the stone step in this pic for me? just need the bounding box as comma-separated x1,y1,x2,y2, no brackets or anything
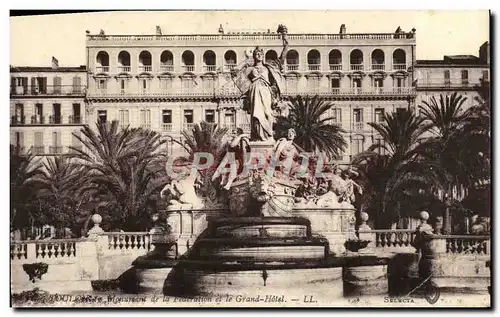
215,224,309,239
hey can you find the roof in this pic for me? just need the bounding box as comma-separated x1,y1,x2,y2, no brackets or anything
10,66,87,73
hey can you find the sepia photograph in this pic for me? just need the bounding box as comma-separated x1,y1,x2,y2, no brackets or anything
8,9,491,308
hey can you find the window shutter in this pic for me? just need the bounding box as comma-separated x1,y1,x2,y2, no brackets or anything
10,77,16,93
31,78,37,94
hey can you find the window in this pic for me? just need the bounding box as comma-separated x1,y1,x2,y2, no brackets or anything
332,108,342,125
118,110,129,126
14,104,24,123
184,110,193,123
352,138,364,156
396,107,406,115
352,78,362,91
35,104,43,124
205,109,215,123
374,138,386,155
72,76,82,93
34,131,44,154
203,78,215,91
52,104,61,124
374,108,385,123
97,79,107,90
72,104,81,124
32,77,47,94
353,108,363,123
374,78,384,89
307,77,320,91
14,132,24,152
160,78,172,90
162,110,172,124
224,112,235,128
98,110,107,124
52,131,62,154
142,79,149,92
286,77,298,92
120,79,126,93
395,77,405,88
140,110,151,128
482,70,489,81
53,76,62,94
461,70,469,84
331,78,340,91
444,70,450,85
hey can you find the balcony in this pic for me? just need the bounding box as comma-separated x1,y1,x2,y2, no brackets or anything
371,64,385,71
183,65,195,72
49,115,62,124
350,64,364,71
95,66,109,73
11,116,25,125
118,66,131,73
183,123,196,131
30,116,45,124
329,64,342,71
69,115,82,124
393,63,406,70
282,87,416,97
307,64,321,71
203,65,217,72
286,64,299,71
160,65,174,72
161,123,173,131
10,85,85,96
140,123,152,129
139,65,152,72
49,146,63,154
353,122,365,131
224,64,236,72
33,146,45,155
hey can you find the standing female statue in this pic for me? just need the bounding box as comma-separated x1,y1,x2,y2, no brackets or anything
232,25,289,142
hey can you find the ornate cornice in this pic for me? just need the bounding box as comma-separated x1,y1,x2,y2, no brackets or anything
179,72,197,79
304,71,323,79
391,71,409,78
92,73,111,79
369,71,388,79
283,71,302,78
136,72,154,79
158,72,175,79
326,71,345,79
114,73,133,79
347,71,367,79
200,72,218,79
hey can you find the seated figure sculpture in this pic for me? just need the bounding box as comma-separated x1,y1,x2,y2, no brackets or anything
161,163,204,210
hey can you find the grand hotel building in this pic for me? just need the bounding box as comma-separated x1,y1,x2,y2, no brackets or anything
10,25,489,166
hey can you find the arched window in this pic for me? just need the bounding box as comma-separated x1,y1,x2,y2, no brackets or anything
371,49,385,70
224,50,237,71
139,51,152,72
329,50,342,71
307,50,321,71
96,51,109,72
393,49,406,70
182,50,195,72
286,50,299,71
350,49,364,71
203,50,217,72
117,51,131,72
160,50,174,72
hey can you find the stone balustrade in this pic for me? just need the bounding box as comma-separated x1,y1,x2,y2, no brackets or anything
105,232,151,251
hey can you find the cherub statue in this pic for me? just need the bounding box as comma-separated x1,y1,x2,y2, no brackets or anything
161,163,204,210
339,168,363,204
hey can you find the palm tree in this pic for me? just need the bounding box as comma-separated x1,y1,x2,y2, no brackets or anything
70,121,167,231
352,109,441,228
274,95,347,159
28,156,86,233
10,146,43,231
419,92,486,233
168,121,230,197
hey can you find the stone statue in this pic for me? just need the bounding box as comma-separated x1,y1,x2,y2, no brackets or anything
161,168,204,210
340,168,363,204
232,25,289,142
212,128,250,190
273,128,301,161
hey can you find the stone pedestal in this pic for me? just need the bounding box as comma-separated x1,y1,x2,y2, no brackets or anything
343,265,388,297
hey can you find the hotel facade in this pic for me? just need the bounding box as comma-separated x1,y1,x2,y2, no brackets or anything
10,25,489,165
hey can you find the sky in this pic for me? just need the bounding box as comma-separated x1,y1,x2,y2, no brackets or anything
10,10,490,67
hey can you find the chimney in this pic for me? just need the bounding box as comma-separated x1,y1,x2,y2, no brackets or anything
156,26,162,36
479,41,490,64
218,24,224,34
340,24,346,34
51,56,59,69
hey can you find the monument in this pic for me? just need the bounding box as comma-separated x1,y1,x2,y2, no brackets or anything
127,25,379,297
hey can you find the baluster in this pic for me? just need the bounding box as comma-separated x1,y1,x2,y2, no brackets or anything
53,243,60,258
402,232,409,246
21,244,27,259
131,235,137,249
375,233,381,247
10,245,16,260
68,242,75,256
36,244,42,258
47,244,54,258
144,235,150,250
457,239,463,254
139,235,145,249
118,235,124,249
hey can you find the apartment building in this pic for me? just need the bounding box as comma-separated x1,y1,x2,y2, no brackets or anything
85,25,418,163
10,57,87,157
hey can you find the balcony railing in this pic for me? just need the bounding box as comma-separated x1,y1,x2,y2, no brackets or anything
350,64,364,71
286,64,299,71
417,81,482,89
33,146,45,155
140,123,152,129
393,63,406,70
118,66,131,73
183,65,195,72
95,66,109,73
371,64,385,70
307,64,321,71
11,116,25,125
160,65,174,72
139,65,152,72
183,123,196,131
329,64,342,71
161,123,173,131
49,115,62,124
353,122,365,130
203,65,217,72
10,85,85,96
69,115,82,124
224,64,236,72
49,146,63,154
30,116,45,124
